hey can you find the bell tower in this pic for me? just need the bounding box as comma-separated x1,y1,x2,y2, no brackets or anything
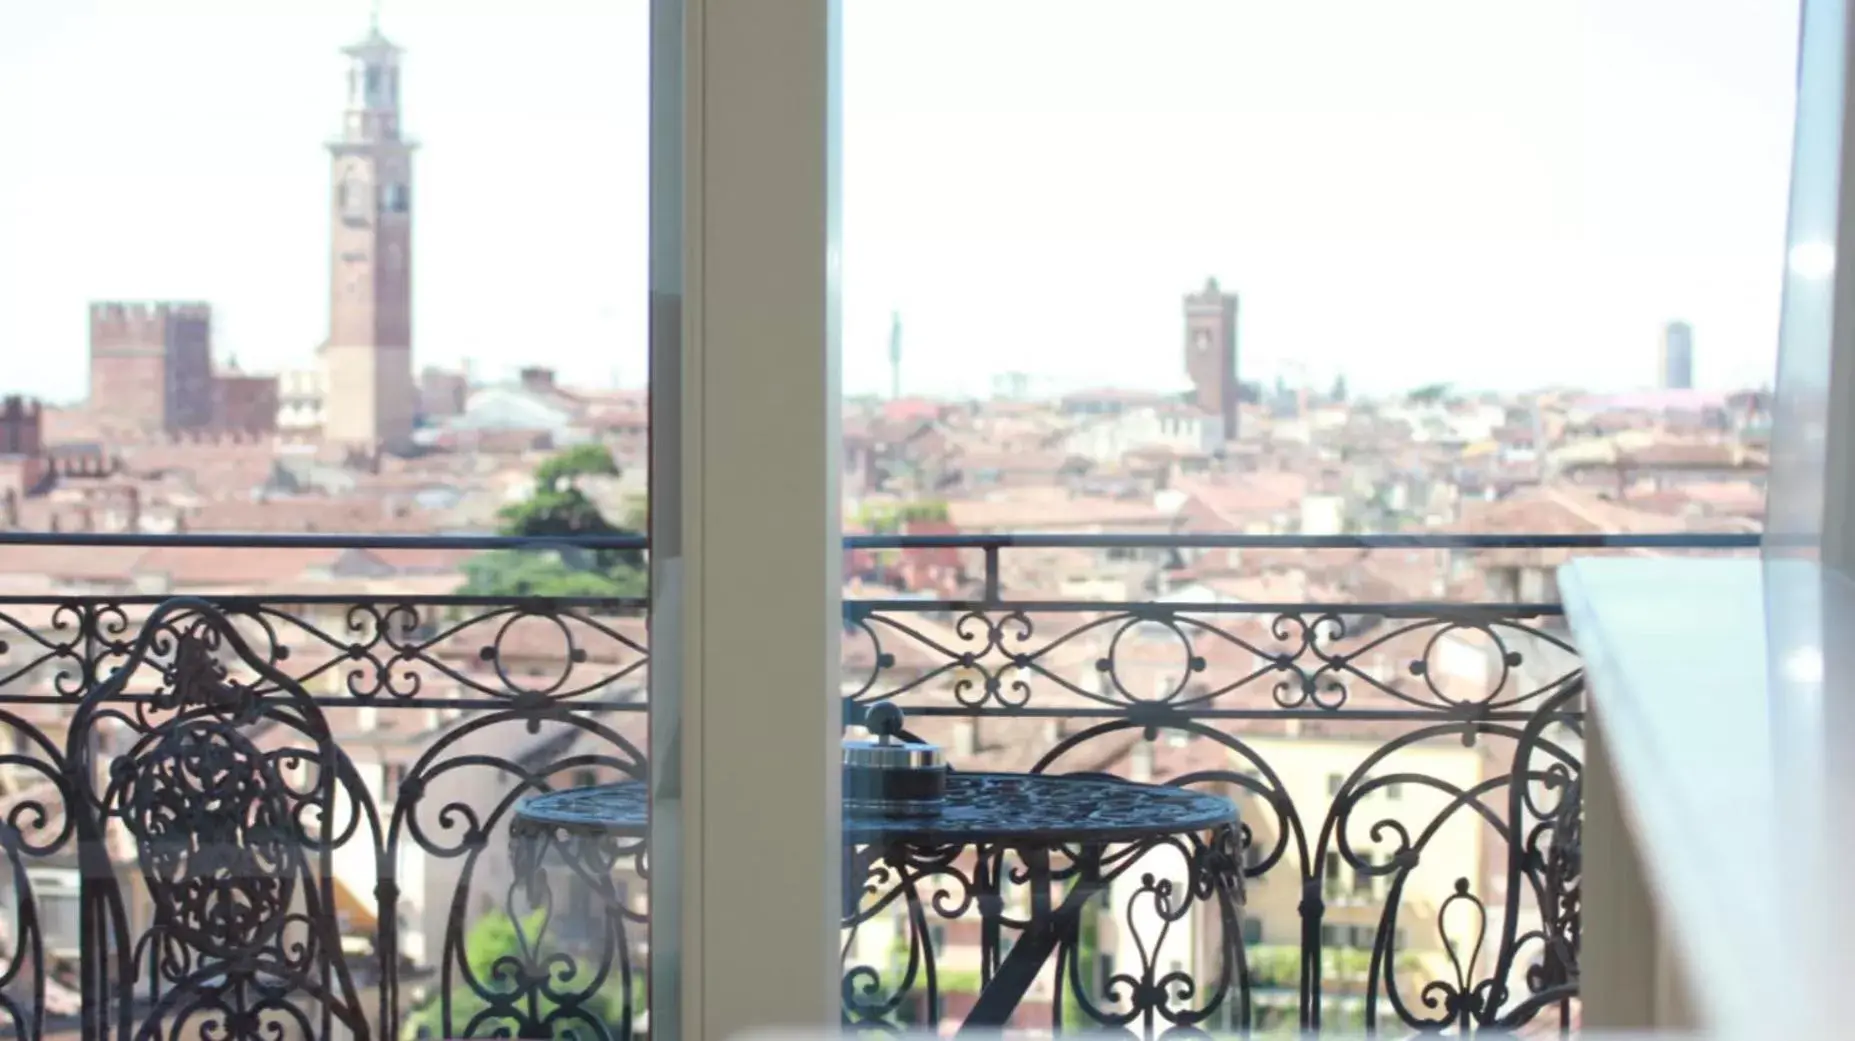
1184,277,1240,443
322,11,416,452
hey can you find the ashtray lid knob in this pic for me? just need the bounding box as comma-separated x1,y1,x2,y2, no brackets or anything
843,702,944,771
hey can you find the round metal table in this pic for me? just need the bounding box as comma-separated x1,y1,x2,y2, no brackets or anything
512,772,1245,1035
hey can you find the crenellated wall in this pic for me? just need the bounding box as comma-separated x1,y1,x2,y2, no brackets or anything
87,301,215,433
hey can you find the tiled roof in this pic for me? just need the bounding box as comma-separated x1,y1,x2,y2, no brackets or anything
1455,486,1673,537
946,490,1171,531
185,496,436,534
1622,441,1766,469
1172,473,1309,530
356,547,483,574
0,545,150,586
132,546,345,589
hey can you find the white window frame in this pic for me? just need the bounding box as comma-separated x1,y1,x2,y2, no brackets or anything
649,1,844,1039
1585,0,1852,1031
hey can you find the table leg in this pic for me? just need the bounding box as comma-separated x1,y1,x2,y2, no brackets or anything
1210,823,1249,1033
961,847,1104,1034
501,825,641,1041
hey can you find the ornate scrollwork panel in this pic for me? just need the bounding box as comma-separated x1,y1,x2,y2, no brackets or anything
840,827,1246,1039
845,605,1579,715
0,597,647,707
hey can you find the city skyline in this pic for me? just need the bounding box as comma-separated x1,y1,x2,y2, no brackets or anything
0,7,1794,1037
0,0,1801,405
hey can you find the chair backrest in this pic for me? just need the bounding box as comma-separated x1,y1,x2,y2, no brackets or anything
64,598,373,1041
1490,675,1582,1030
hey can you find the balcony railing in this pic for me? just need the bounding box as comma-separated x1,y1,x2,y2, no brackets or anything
0,530,1755,1040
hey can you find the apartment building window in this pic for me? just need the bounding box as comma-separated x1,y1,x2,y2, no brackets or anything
1319,924,1341,948
1242,917,1263,944
1349,925,1375,949
1352,859,1373,895
1323,852,1341,890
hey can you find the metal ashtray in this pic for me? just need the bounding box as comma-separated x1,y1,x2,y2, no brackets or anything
843,703,946,817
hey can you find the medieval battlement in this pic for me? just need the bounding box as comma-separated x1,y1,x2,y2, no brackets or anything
0,395,43,457
88,301,213,349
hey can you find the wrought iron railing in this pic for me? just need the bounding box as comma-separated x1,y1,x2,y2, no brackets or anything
0,530,1756,1039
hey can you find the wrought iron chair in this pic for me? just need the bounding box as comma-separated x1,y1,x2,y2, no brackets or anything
1491,675,1583,1031
63,597,374,1041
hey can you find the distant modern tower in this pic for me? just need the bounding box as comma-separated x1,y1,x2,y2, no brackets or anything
1183,278,1240,441
888,311,904,400
321,11,417,452
1659,321,1694,390
89,301,215,434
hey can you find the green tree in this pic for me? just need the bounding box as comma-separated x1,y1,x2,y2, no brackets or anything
400,910,639,1040
534,443,621,489
460,551,646,599
1405,382,1453,406
496,489,640,568
898,500,950,525
854,499,949,535
619,493,647,535
1061,900,1103,1028
460,445,644,598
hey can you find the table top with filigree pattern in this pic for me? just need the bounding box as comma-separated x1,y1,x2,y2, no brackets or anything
513,771,1238,845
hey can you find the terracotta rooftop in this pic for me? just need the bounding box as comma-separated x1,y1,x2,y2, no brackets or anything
0,545,151,587
1456,486,1675,537
1173,473,1310,530
185,496,437,534
1621,441,1767,470
132,546,346,589
946,490,1172,532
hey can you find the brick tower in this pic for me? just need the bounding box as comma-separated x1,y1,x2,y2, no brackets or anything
322,14,416,453
89,302,214,434
1183,277,1240,442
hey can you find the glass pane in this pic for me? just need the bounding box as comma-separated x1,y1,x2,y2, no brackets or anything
1762,0,1847,989
840,1,1794,1036
0,5,652,1040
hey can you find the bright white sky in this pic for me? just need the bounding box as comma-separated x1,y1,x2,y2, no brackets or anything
0,0,1802,405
